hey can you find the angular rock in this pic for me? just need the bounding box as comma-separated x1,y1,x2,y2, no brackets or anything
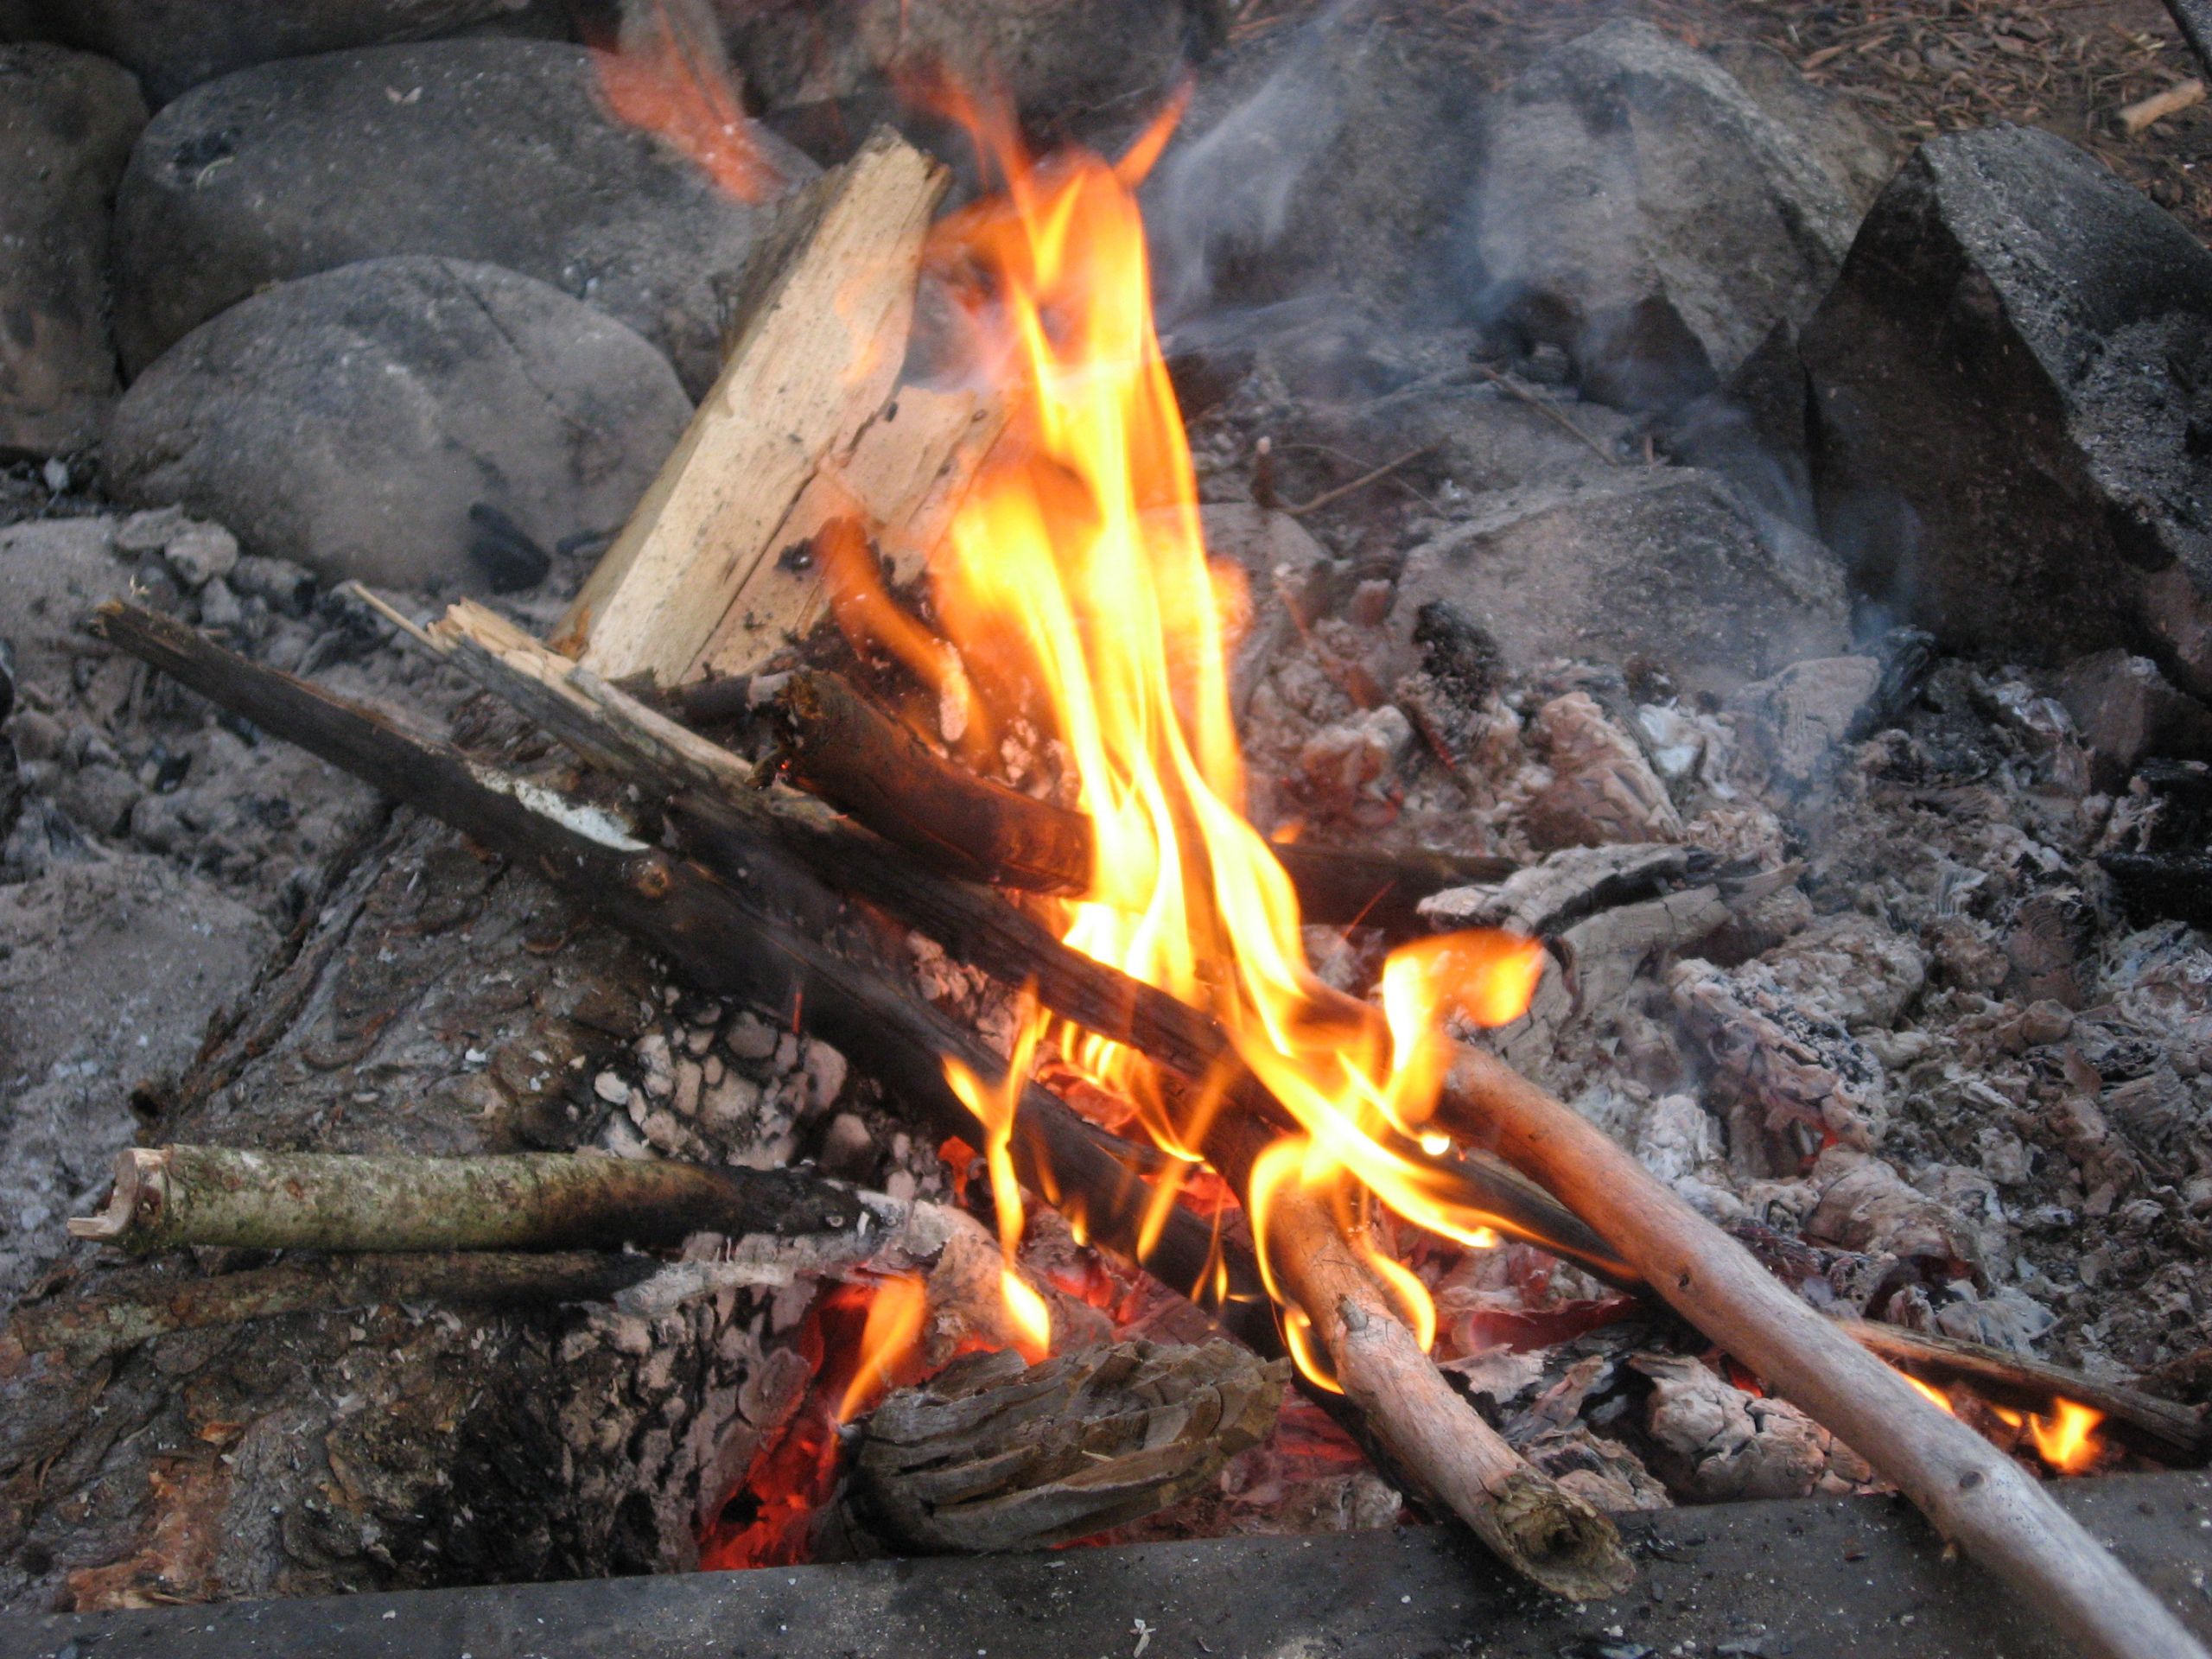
2057,649,2212,788
1469,22,1867,410
1395,468,1848,700
1726,655,1882,791
32,0,543,106
1802,124,2212,695
0,44,147,456
105,257,692,591
111,39,817,396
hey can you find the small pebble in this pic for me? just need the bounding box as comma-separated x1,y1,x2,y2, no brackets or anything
593,1070,628,1105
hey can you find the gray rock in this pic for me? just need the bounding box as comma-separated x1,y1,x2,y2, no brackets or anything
2057,649,2212,787
111,38,817,396
1468,22,1866,411
1802,124,2212,693
29,0,544,105
105,257,693,591
1704,41,1901,221
1395,468,1848,700
0,44,147,455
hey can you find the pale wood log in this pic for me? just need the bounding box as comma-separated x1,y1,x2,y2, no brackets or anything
1439,1045,2209,1659
69,1146,872,1255
559,128,947,683
2122,78,2205,135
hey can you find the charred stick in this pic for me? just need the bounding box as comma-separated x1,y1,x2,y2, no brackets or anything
1438,1046,2208,1659
89,602,1271,1351
2,1251,665,1376
1205,1116,1633,1600
771,667,1517,927
69,1146,873,1255
1845,1319,2207,1466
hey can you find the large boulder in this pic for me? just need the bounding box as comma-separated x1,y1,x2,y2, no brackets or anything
0,44,146,456
1801,124,2212,696
105,257,692,591
1395,468,1848,699
111,38,817,397
28,0,542,106
1467,22,1871,411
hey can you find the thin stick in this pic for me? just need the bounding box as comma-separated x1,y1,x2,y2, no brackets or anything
1439,1046,2209,1659
1847,1319,2207,1465
2121,77,2205,133
1208,1118,1633,1599
69,1146,875,1255
1474,365,1620,465
1282,440,1441,517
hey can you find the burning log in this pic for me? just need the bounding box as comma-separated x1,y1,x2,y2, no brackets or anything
1437,1046,2210,1659
67,1146,874,1255
849,1340,1287,1554
770,665,1519,926
367,594,1630,1286
88,601,1272,1349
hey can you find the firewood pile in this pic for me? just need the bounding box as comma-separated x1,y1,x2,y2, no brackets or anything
11,4,2212,1659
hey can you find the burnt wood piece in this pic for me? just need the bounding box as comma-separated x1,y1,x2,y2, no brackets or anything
2101,849,2212,931
391,600,1630,1284
1,1252,664,1376
850,1340,1287,1554
68,1146,868,1255
89,601,1272,1354
1437,1045,2208,1659
771,668,1518,926
1846,1320,2208,1466
1205,1116,1633,1601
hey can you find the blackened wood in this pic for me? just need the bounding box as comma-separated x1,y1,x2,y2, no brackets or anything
90,602,1272,1352
770,667,1518,925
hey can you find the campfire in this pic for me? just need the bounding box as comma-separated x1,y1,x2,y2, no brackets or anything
12,3,2212,1657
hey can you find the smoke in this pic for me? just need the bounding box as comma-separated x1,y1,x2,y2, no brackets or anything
1141,1,1376,330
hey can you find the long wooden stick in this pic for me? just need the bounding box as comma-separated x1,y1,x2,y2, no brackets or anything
68,1146,877,1255
1440,1046,2209,1659
772,666,1518,928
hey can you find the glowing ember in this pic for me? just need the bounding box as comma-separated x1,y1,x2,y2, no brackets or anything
891,89,1542,1384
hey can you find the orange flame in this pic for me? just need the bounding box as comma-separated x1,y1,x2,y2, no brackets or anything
903,92,1541,1385
1898,1369,2106,1474
943,998,1056,1359
593,0,784,203
835,1272,929,1423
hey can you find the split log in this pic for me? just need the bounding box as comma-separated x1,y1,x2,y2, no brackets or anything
771,666,1519,925
1847,1320,2208,1466
1438,1045,2209,1659
1207,1117,1634,1601
68,1147,874,1255
849,1340,1287,1554
560,129,952,683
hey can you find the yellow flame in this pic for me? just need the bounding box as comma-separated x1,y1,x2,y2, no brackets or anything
1899,1370,2107,1475
943,999,1055,1359
836,1274,929,1423
911,96,1540,1386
